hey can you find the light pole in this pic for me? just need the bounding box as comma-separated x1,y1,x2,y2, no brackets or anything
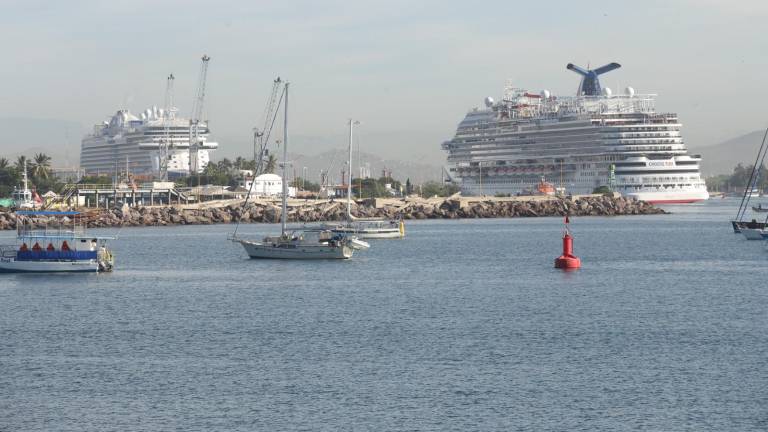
302,166,307,190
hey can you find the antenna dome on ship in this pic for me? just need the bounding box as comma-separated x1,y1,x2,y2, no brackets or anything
625,86,635,97
484,96,494,107
602,87,612,97
540,89,551,99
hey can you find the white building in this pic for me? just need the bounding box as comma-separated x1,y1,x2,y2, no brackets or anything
239,173,296,197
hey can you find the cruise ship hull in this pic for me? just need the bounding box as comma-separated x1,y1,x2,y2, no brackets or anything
626,190,710,204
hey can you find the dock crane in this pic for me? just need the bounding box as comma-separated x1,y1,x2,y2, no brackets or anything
189,54,211,177
159,73,175,181
252,77,283,175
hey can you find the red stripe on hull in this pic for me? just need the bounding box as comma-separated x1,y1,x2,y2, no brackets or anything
646,199,705,204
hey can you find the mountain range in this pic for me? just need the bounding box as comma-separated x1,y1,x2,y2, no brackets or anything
695,130,766,176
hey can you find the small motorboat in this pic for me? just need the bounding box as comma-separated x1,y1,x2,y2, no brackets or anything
752,204,768,212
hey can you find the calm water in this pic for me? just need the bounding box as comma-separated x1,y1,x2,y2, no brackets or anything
2,199,767,431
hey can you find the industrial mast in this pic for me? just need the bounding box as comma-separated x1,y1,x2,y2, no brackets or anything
189,54,211,176
159,73,175,181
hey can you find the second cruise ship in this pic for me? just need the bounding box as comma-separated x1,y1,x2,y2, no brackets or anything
442,62,709,203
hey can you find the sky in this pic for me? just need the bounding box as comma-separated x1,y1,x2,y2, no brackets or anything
2,0,768,166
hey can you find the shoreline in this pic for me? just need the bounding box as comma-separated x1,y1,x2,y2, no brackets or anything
0,194,665,230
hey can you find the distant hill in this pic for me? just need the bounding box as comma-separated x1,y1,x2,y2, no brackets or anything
697,130,767,176
0,117,84,167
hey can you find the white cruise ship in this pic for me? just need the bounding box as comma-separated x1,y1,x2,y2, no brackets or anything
442,63,709,203
80,106,218,177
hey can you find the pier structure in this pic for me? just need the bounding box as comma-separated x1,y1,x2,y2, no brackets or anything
49,183,194,209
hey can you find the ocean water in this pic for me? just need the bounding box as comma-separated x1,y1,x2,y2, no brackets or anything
1,199,767,431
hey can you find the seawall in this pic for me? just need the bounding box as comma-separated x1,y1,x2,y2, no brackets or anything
0,194,665,230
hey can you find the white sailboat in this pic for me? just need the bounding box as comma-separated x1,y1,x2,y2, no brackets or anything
323,119,405,239
232,82,369,260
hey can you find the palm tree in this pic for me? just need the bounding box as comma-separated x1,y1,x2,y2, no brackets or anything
217,158,233,172
265,154,278,174
32,153,52,179
0,157,8,169
14,155,27,173
234,156,246,170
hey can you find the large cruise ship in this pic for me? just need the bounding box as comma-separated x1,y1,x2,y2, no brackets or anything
442,63,709,203
80,106,218,177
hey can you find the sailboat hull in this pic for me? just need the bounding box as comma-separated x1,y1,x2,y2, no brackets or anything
237,240,352,259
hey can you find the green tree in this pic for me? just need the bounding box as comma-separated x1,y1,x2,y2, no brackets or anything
14,155,27,173
0,158,8,169
265,154,278,174
291,177,321,192
420,181,459,197
31,153,52,179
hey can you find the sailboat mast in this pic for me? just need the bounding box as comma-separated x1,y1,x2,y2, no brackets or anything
23,159,28,196
281,83,289,236
347,119,353,221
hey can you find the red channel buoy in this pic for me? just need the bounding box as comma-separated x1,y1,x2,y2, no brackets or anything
554,215,581,270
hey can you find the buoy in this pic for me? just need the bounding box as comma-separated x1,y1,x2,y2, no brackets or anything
555,215,581,270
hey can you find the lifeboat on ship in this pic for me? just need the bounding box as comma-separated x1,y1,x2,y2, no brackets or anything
536,177,556,196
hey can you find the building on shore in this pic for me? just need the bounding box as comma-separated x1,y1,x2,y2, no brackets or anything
239,173,296,198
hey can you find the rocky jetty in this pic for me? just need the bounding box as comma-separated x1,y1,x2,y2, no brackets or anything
0,195,665,230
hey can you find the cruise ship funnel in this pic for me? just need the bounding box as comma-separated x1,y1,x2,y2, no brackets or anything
567,62,621,96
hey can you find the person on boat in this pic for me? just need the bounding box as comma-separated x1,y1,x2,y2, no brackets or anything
19,243,28,252
61,241,70,251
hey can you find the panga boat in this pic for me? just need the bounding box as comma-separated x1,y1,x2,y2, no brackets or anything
231,82,370,260
0,210,114,273
752,203,768,213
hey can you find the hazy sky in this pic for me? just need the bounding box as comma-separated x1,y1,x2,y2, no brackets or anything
2,0,768,164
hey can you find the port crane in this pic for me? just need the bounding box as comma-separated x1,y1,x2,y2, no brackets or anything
252,77,283,175
189,54,211,176
159,73,175,181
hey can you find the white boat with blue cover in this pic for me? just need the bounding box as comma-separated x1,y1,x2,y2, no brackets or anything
0,210,114,273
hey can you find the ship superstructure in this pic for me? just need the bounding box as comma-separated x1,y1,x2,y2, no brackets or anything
80,106,218,178
442,63,709,203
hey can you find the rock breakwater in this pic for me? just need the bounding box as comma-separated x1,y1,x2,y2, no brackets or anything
0,195,664,230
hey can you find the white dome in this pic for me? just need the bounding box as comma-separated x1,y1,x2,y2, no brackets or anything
484,96,494,107
540,89,551,99
625,86,635,97
602,87,612,97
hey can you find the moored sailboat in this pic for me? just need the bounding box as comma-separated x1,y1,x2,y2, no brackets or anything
231,82,368,259
323,119,405,239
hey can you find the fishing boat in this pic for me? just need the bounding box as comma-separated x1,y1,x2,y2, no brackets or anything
231,82,369,259
752,203,768,212
12,159,35,209
323,119,405,239
0,210,114,273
